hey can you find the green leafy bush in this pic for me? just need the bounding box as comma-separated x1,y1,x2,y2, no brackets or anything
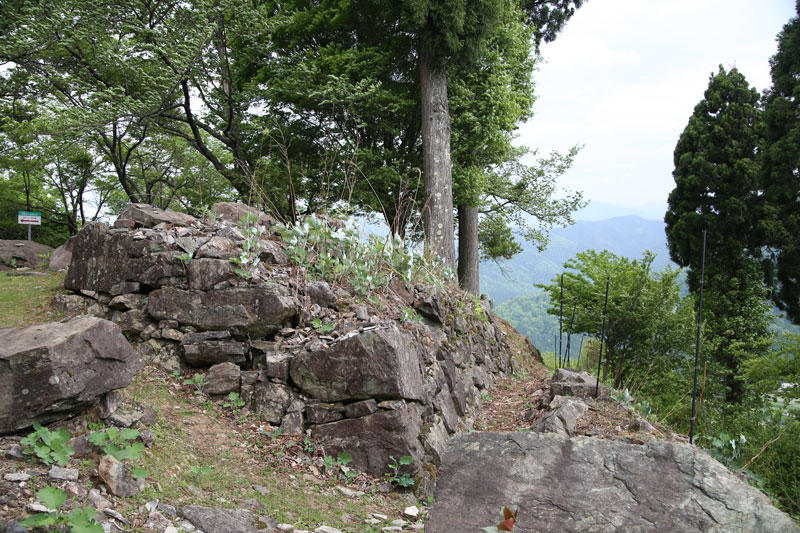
277,215,452,295
385,455,414,487
88,427,144,461
21,423,74,466
20,486,102,532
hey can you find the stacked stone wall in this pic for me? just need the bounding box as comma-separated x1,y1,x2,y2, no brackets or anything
58,203,516,479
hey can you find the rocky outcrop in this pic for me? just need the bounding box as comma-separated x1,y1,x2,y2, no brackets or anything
58,203,516,478
550,367,609,399
0,240,53,270
0,316,143,434
426,432,799,533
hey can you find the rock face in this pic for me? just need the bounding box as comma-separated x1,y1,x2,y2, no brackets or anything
290,325,425,402
57,203,518,479
0,316,142,434
48,236,75,271
426,432,799,533
0,240,53,270
550,367,609,399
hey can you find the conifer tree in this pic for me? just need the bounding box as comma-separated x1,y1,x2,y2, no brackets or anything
760,2,800,323
665,66,771,404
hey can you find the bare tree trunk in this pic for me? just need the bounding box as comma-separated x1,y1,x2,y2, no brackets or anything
457,204,480,294
419,41,455,271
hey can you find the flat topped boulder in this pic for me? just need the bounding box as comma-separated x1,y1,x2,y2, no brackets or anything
114,203,197,229
0,316,142,434
147,286,298,338
426,432,799,533
0,240,53,270
210,202,275,229
550,367,609,399
290,324,425,402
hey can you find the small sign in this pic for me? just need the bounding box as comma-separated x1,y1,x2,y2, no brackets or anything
18,211,42,225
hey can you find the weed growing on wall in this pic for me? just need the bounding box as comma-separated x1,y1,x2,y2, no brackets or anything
277,215,453,295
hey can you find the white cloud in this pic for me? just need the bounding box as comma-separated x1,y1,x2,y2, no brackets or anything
515,0,797,211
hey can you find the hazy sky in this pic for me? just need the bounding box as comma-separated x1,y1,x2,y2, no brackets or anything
516,0,798,220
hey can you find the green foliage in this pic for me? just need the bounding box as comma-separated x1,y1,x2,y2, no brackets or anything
400,307,423,323
760,5,800,324
311,318,336,333
21,423,74,466
278,215,452,295
384,455,414,488
221,392,246,410
538,250,695,390
184,373,207,395
87,427,144,461
230,213,264,279
323,451,359,482
741,332,800,400
20,487,103,533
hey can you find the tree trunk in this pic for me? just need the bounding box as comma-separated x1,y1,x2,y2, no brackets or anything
457,204,480,294
419,41,456,271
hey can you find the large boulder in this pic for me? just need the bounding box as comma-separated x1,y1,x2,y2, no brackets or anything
290,324,425,402
426,432,799,533
0,316,142,434
550,367,609,399
310,403,424,477
210,202,275,230
64,222,183,292
0,240,53,270
148,287,298,338
48,236,75,271
113,203,197,229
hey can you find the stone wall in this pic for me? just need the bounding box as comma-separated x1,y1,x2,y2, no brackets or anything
58,203,517,479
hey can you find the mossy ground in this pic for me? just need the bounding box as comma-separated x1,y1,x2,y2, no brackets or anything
0,271,65,327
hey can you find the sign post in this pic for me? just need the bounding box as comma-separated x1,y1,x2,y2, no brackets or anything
17,211,41,241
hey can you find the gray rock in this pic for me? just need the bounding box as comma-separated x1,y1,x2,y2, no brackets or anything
531,396,588,437
179,505,262,533
52,293,91,316
114,203,197,229
0,316,142,434
306,404,345,424
49,466,79,481
251,382,293,424
148,287,298,338
108,293,147,311
4,472,30,482
210,202,275,230
188,258,235,291
344,399,378,418
291,324,425,402
49,237,75,271
426,432,800,533
310,404,423,477
64,222,184,293
202,362,241,395
195,236,238,260
111,309,152,334
98,454,144,497
0,240,53,270
108,408,144,428
280,411,304,435
182,336,247,367
258,240,288,265
306,281,336,308
550,368,609,399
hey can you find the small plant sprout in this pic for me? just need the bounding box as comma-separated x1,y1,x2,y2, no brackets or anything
221,392,246,414
400,307,422,323
311,317,335,333
87,427,144,461
385,455,414,487
184,373,207,394
323,451,359,481
230,213,265,279
20,424,74,466
20,487,103,532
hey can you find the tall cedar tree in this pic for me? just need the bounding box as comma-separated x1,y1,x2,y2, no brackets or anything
665,66,771,404
760,2,800,324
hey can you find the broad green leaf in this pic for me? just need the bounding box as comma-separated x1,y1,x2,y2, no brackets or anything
38,486,67,509
119,428,140,441
398,455,414,465
20,512,57,527
337,451,352,465
132,467,148,479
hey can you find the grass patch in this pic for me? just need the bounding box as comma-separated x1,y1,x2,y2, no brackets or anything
119,367,409,530
0,271,65,327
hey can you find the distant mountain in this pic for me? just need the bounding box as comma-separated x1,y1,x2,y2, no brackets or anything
481,215,673,305
574,201,667,222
